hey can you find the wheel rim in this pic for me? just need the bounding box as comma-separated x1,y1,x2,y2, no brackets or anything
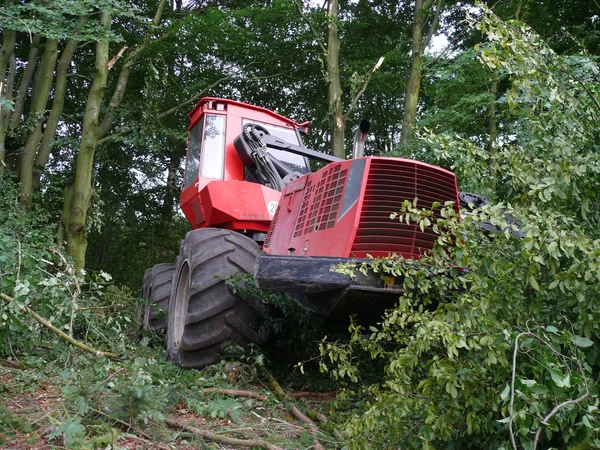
172,261,190,349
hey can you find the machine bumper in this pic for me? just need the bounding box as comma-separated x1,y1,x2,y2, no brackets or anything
254,255,404,318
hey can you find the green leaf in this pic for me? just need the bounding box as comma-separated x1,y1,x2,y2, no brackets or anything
76,396,89,416
446,382,458,399
529,275,540,291
570,336,593,348
48,417,85,446
520,379,537,387
549,368,570,388
529,384,549,395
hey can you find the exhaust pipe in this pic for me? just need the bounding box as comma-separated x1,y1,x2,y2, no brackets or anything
352,120,370,158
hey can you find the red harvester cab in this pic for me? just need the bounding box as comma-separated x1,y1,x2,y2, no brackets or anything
180,97,310,237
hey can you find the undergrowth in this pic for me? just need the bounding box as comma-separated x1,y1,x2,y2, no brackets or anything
0,175,344,449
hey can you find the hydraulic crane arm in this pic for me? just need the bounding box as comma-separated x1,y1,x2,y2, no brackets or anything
234,123,343,191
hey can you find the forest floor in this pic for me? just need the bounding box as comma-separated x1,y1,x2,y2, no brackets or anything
0,348,340,449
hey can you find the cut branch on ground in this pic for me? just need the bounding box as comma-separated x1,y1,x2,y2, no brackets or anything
0,292,120,359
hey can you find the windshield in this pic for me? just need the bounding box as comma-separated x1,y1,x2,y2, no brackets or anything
242,119,310,174
184,118,203,188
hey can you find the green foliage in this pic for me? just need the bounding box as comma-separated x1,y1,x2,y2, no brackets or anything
226,273,341,373
321,8,600,449
0,0,139,40
47,416,86,448
0,403,32,441
0,175,136,358
187,396,243,421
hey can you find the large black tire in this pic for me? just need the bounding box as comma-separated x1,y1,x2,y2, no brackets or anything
138,263,176,338
166,228,264,369
137,268,153,335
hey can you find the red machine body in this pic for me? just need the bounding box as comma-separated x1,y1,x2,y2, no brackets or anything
263,157,460,259
147,97,470,369
180,98,309,233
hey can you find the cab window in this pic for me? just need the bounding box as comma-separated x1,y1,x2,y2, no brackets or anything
200,114,226,179
184,114,227,188
242,119,310,174
184,119,203,188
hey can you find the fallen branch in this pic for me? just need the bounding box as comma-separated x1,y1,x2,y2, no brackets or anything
89,408,168,449
288,391,337,400
265,370,326,450
0,292,119,359
101,367,125,385
265,371,287,401
124,434,170,450
164,417,285,450
291,405,325,450
203,387,268,401
306,408,328,424
0,359,25,369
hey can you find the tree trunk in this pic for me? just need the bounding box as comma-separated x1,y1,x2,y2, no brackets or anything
9,35,41,132
0,29,16,86
327,0,344,159
160,150,180,226
61,13,111,270
488,75,498,190
400,49,423,146
18,38,58,206
0,29,17,175
33,39,79,189
400,0,441,146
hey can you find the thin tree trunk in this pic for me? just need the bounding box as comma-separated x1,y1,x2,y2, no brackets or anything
0,30,17,175
0,55,16,175
61,13,111,270
29,44,45,115
5,35,42,173
488,75,498,190
9,35,41,131
19,38,58,206
327,0,344,158
487,77,498,151
400,0,441,146
160,151,179,226
0,30,16,83
515,0,523,20
33,39,79,189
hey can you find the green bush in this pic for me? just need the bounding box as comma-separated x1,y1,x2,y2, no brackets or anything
322,8,600,449
0,174,136,360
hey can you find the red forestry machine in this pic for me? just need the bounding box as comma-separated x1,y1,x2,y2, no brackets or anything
139,98,465,369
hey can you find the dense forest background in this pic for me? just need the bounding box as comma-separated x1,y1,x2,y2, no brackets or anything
1,0,599,448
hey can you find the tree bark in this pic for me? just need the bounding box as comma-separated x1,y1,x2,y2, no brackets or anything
487,75,498,190
9,35,41,132
327,0,344,158
18,38,58,206
160,150,179,226
33,39,79,189
0,29,17,174
400,0,441,146
61,13,111,270
0,29,16,85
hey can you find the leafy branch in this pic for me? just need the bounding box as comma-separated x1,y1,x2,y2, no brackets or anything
508,328,592,450
0,292,119,359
